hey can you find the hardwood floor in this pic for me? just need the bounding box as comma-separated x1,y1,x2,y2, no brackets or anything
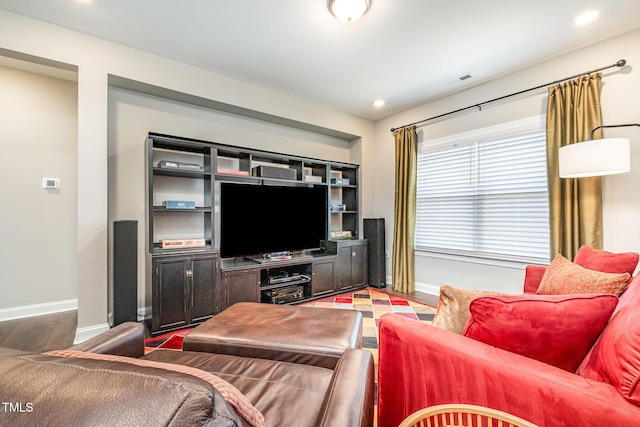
377,284,439,307
0,310,77,353
0,285,436,354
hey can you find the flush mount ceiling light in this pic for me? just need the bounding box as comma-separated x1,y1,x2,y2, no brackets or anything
327,0,371,24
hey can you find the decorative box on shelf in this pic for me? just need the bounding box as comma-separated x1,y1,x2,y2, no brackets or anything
331,178,350,185
304,175,323,183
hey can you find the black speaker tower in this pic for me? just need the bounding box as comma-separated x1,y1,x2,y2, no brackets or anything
113,220,138,326
364,218,386,289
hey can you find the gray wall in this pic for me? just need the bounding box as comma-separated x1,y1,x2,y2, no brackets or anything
0,64,78,314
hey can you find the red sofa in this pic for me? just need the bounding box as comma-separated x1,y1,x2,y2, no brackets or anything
378,256,640,426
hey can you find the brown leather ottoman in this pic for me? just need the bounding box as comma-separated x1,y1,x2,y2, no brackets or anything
183,302,363,369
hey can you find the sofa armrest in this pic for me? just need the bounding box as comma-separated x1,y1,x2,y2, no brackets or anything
67,322,145,357
523,265,546,293
316,348,375,427
377,314,640,427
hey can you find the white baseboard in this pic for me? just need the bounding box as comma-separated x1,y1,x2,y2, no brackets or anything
384,276,440,298
0,299,78,322
414,281,440,298
138,306,150,321
74,323,110,344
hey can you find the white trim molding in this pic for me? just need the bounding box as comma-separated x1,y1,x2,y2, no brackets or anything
414,280,440,298
138,306,150,322
0,299,78,322
74,323,110,344
384,275,440,299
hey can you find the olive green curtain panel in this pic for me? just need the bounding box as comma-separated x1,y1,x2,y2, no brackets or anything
392,126,417,293
546,73,603,260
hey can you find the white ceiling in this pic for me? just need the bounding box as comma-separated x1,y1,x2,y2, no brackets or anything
2,0,640,121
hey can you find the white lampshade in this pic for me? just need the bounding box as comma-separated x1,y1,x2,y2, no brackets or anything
327,0,371,23
558,137,631,178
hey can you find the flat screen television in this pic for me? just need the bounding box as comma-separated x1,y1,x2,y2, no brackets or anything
220,182,328,258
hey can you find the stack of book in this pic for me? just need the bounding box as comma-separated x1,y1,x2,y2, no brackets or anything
217,169,250,176
157,160,204,172
160,239,206,249
330,231,353,240
162,200,196,209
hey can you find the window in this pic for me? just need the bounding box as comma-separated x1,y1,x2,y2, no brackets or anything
415,118,550,264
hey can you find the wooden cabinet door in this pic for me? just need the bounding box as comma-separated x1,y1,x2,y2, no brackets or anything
222,269,260,311
312,257,337,296
336,241,368,291
153,257,189,332
337,245,355,290
351,242,368,288
190,255,218,323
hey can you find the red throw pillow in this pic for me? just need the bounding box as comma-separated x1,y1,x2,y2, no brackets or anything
577,276,640,405
462,293,618,372
573,245,639,276
537,254,630,296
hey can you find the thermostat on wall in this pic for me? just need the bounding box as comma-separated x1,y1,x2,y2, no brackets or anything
42,177,60,190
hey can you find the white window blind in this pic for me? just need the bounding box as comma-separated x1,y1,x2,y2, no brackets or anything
415,127,550,264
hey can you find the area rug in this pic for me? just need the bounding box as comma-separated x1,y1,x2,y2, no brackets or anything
145,287,437,361
145,328,192,353
301,287,436,372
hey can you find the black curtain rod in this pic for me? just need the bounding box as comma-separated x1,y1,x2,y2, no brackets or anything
390,59,627,133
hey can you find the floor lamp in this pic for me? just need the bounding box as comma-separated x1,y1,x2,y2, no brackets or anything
559,123,640,178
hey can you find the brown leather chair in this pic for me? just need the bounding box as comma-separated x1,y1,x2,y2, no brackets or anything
0,321,374,427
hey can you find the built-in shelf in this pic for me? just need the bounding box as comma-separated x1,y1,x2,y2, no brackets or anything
145,132,362,335
147,132,359,249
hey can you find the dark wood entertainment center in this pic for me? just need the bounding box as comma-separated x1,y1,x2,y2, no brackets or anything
145,133,367,335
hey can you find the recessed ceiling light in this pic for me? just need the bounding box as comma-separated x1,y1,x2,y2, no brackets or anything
372,99,385,107
574,9,600,26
